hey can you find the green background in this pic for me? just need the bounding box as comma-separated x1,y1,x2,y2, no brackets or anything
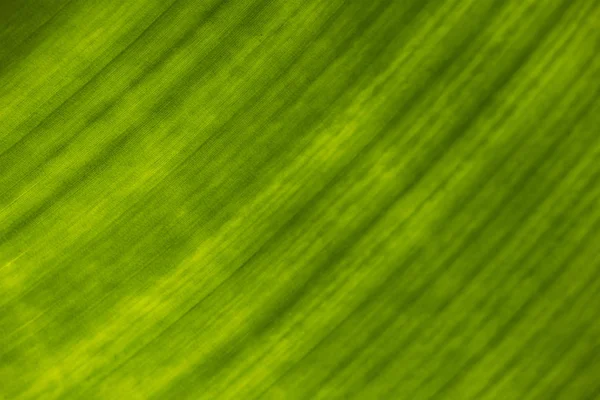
1,0,599,398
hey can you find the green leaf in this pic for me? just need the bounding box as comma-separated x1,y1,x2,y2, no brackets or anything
1,0,599,398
